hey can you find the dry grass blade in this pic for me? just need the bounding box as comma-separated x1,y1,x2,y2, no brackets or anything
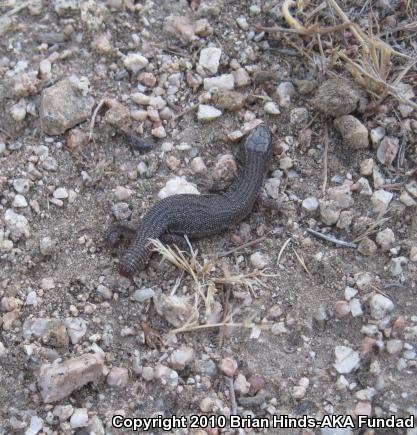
292,248,310,275
351,216,392,243
149,238,207,304
277,237,292,264
212,270,269,293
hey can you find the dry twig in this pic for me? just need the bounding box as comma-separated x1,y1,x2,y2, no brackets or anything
306,228,358,248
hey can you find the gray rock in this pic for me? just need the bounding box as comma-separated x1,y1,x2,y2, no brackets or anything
334,115,369,149
334,346,360,374
377,136,399,165
40,78,94,135
320,200,341,225
370,294,394,320
371,189,393,214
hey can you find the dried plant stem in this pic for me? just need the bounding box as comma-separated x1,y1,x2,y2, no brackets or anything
217,236,266,258
89,99,107,141
307,228,358,248
227,377,238,415
322,124,329,194
277,237,292,264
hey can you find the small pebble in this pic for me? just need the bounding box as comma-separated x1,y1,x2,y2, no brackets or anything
70,408,88,429
218,357,237,377
250,251,269,269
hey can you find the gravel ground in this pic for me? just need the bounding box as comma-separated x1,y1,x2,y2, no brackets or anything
1,0,417,434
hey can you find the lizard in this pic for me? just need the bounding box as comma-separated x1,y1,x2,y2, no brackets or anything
106,122,272,277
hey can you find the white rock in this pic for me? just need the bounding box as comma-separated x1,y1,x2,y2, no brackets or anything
198,104,222,121
158,177,200,199
13,194,28,208
399,191,416,207
375,228,395,251
170,347,195,370
277,82,295,107
264,101,280,115
199,47,221,75
149,96,167,110
151,125,166,138
354,177,372,196
234,373,250,395
386,339,403,354
25,416,43,435
360,159,374,176
349,298,363,317
264,177,281,199
389,256,407,276
4,209,30,240
64,317,87,344
53,187,68,199
123,53,149,73
410,246,417,262
204,74,235,91
334,346,360,374
377,136,399,165
131,92,150,105
344,286,358,301
142,366,154,381
371,189,393,214
107,367,129,387
13,178,30,193
236,17,249,30
11,99,27,121
190,157,207,174
250,251,269,269
53,405,74,422
113,186,132,201
154,364,179,387
370,126,385,145
302,196,319,212
70,408,88,429
26,291,38,305
0,342,7,358
39,59,52,78
232,68,251,87
271,322,288,335
370,294,394,320
132,288,155,302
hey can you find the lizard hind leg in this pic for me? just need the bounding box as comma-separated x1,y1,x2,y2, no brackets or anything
105,222,138,247
159,233,191,253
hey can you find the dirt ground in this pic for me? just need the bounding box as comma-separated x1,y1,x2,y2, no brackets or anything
1,0,417,434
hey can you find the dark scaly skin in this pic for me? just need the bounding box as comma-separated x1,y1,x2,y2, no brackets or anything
107,123,272,277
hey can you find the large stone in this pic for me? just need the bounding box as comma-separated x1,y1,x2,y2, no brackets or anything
334,115,369,149
40,78,94,135
38,353,104,403
198,47,221,75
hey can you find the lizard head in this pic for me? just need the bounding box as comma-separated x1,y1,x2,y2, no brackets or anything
244,123,271,153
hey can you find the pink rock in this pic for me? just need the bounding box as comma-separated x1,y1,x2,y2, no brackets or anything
218,357,237,377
